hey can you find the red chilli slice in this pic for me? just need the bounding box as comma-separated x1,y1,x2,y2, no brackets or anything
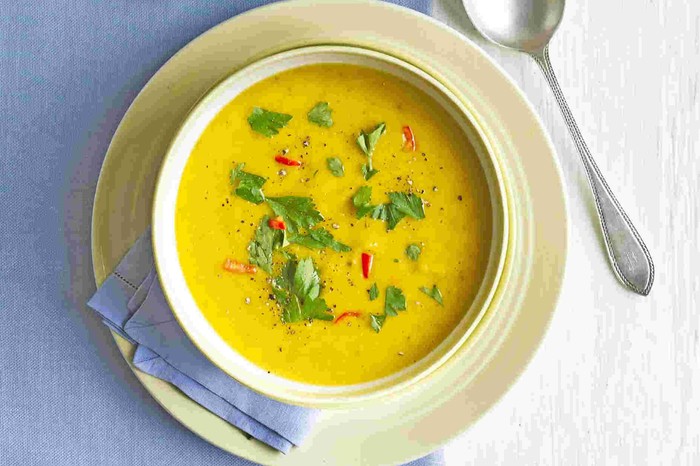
268,216,286,230
223,259,257,274
361,252,373,279
402,125,416,152
274,155,302,166
334,311,362,324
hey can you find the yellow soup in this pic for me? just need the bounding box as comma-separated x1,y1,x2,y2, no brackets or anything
175,64,492,386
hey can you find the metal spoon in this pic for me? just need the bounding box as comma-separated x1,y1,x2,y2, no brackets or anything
462,0,654,295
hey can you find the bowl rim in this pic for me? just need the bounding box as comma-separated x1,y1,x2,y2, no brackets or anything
151,44,510,408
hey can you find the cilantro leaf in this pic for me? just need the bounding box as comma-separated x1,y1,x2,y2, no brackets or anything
351,188,423,230
272,261,299,322
357,123,385,180
384,286,406,316
280,256,297,282
367,203,405,230
368,283,379,301
368,286,406,333
353,186,372,208
420,285,443,306
230,163,266,204
406,244,422,261
361,164,379,181
273,259,296,295
248,216,286,273
387,192,425,219
368,204,387,221
370,313,386,333
266,196,324,234
326,157,345,177
273,257,332,323
278,293,302,323
288,228,351,253
280,250,296,261
356,123,386,156
356,204,377,219
353,186,379,219
293,257,320,302
383,204,406,230
308,102,333,127
302,297,334,321
247,107,292,137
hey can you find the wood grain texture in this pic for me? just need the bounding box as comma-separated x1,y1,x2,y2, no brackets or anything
432,0,700,464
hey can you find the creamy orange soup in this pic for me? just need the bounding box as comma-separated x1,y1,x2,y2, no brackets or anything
175,64,492,385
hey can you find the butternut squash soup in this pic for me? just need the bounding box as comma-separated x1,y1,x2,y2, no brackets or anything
175,64,493,386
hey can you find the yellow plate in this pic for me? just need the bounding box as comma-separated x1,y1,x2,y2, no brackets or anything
90,1,567,464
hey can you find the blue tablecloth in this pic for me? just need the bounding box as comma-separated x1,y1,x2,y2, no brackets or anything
0,1,435,464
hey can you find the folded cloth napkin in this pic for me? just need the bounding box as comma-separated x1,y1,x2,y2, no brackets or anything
88,231,444,463
88,230,315,453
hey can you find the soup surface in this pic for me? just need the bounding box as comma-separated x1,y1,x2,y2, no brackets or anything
175,64,492,386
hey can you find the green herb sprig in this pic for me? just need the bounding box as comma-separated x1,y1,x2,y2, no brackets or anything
356,123,385,180
230,163,266,204
371,286,407,332
420,285,443,306
405,244,422,261
248,107,292,137
272,257,333,323
308,102,333,127
352,186,426,230
326,157,345,177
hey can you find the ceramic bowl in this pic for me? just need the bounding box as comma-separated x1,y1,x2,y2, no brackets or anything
152,45,509,408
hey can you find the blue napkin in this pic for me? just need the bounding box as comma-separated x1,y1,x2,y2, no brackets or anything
87,231,444,463
88,230,316,453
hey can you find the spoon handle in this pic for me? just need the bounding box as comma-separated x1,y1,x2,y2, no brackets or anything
531,46,654,295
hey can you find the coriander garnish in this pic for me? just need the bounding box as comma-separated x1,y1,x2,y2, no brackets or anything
371,285,407,333
384,286,407,316
272,257,333,323
308,102,333,127
420,285,444,306
370,314,386,333
387,192,425,220
352,187,425,230
247,216,287,273
357,122,386,156
247,107,292,137
361,164,379,181
368,283,379,301
230,163,266,204
352,186,373,209
405,244,422,261
264,197,349,253
266,196,324,234
357,122,385,180
326,157,345,177
287,227,351,253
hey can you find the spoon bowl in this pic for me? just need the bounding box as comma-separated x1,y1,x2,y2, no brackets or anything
462,0,565,53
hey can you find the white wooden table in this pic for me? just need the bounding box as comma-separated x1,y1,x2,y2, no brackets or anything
432,0,700,463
